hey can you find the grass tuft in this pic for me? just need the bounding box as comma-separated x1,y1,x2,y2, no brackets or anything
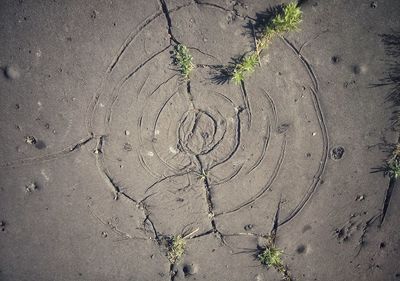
232,53,259,84
231,2,302,83
258,246,283,268
165,229,198,264
385,158,400,179
256,235,292,280
167,235,186,264
174,44,194,79
271,2,302,33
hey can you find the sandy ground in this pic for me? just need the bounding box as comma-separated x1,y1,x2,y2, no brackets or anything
1,0,400,280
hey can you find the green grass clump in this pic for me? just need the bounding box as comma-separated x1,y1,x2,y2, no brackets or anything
174,44,194,79
232,52,259,84
258,246,284,268
257,235,292,280
386,158,400,179
271,2,302,33
167,235,186,264
382,143,400,179
232,2,302,84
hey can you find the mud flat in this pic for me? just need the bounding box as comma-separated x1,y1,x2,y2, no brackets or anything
0,0,399,280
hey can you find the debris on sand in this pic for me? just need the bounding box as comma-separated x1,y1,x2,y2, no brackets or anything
24,135,37,145
25,182,38,193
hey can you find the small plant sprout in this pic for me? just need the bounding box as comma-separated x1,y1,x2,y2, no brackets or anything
232,2,302,84
167,228,199,264
386,158,400,179
197,169,209,181
173,44,194,79
258,246,284,268
388,143,400,163
257,234,292,280
382,142,400,179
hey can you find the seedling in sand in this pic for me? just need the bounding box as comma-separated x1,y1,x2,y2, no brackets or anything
197,169,209,181
232,2,302,83
173,44,194,79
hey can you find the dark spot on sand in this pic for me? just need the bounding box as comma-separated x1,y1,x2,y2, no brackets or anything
277,123,290,134
90,10,98,19
352,65,361,74
331,55,340,64
303,224,312,233
303,225,312,233
123,143,133,152
183,263,198,276
331,146,345,160
296,244,306,254
343,80,356,88
35,140,46,150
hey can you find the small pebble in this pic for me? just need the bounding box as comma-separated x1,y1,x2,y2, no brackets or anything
370,1,377,8
124,130,130,136
355,194,365,201
244,224,253,231
4,65,20,80
312,132,317,136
